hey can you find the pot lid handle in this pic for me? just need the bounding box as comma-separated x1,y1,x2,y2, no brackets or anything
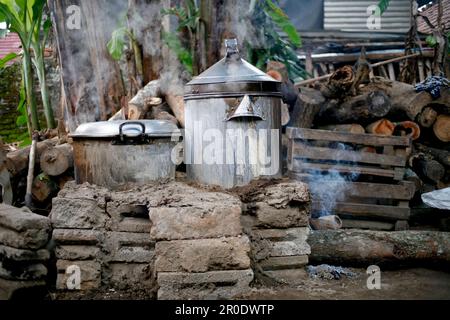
225,38,240,61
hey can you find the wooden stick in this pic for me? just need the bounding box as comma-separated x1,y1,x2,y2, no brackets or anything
25,132,39,209
295,53,420,87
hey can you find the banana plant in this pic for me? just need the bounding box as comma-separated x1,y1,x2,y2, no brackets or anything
0,0,56,134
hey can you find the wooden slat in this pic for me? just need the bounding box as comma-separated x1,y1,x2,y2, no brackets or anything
387,63,396,81
290,159,400,179
292,142,405,167
289,173,415,200
287,127,410,147
312,202,410,220
418,59,425,82
341,219,395,231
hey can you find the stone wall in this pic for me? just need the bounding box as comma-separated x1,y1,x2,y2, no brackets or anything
45,180,310,299
0,56,61,143
0,204,52,299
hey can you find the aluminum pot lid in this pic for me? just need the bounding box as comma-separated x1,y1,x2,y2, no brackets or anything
70,120,180,138
186,39,280,86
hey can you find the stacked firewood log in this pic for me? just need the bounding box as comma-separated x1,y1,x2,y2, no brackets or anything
290,65,450,196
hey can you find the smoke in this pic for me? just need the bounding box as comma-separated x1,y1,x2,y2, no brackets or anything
293,142,361,218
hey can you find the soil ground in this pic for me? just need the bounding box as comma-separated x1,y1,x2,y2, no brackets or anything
244,268,450,300
48,268,450,300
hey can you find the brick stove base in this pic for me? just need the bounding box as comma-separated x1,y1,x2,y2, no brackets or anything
49,180,311,299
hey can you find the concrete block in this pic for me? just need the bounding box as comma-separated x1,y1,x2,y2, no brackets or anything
56,260,101,291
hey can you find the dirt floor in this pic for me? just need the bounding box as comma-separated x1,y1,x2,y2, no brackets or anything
244,268,450,300
47,268,450,300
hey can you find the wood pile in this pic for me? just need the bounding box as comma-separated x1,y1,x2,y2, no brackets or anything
3,129,74,212
110,80,185,128
286,60,450,231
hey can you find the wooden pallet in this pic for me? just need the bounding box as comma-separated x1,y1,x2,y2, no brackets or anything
286,128,414,230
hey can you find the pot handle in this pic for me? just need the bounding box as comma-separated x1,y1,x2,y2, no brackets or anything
119,122,146,141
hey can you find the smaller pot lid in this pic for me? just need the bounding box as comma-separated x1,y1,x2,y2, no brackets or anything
70,120,180,138
186,39,280,86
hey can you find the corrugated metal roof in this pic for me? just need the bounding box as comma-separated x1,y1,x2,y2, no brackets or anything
324,0,412,33
0,32,22,64
418,0,450,34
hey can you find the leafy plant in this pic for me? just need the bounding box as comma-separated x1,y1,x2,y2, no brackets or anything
247,0,306,80
0,0,56,135
377,0,391,15
161,0,199,75
0,52,17,68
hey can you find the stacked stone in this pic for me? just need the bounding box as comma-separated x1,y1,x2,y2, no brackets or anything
50,183,155,294
0,204,51,300
241,181,311,283
149,183,253,300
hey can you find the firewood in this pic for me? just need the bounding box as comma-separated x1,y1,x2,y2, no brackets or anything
289,87,326,128
31,173,58,203
394,121,421,140
128,80,161,120
433,115,450,142
308,229,450,266
109,108,126,121
415,143,450,167
6,138,58,176
40,144,73,176
267,61,289,81
350,47,372,94
319,124,365,134
318,90,391,125
417,107,438,128
266,70,282,81
366,119,395,136
165,94,185,127
0,140,12,205
360,80,450,121
320,65,355,99
25,132,39,209
410,154,445,184
404,168,423,194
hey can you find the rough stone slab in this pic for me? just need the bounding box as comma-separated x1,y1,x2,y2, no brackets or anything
105,232,155,263
157,269,253,300
155,236,251,273
55,245,101,261
52,229,102,245
249,181,310,208
57,182,110,207
264,269,308,285
50,197,108,229
0,278,46,300
0,226,50,250
0,245,50,262
109,263,155,291
56,260,101,291
252,228,311,259
255,202,309,228
106,202,152,233
0,204,51,232
0,262,47,281
259,255,309,271
149,206,242,241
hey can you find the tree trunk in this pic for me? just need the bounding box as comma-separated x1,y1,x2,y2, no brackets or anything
32,174,58,203
417,107,438,128
165,94,185,127
48,0,127,132
415,143,450,167
318,90,391,125
40,144,74,177
289,87,326,128
366,119,395,136
410,154,445,184
433,115,450,142
308,229,450,266
6,138,58,176
128,80,162,120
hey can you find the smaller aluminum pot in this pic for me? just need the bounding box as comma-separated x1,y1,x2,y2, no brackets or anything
70,120,181,189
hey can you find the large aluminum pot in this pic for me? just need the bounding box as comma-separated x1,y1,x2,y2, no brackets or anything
70,120,180,189
184,39,283,188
